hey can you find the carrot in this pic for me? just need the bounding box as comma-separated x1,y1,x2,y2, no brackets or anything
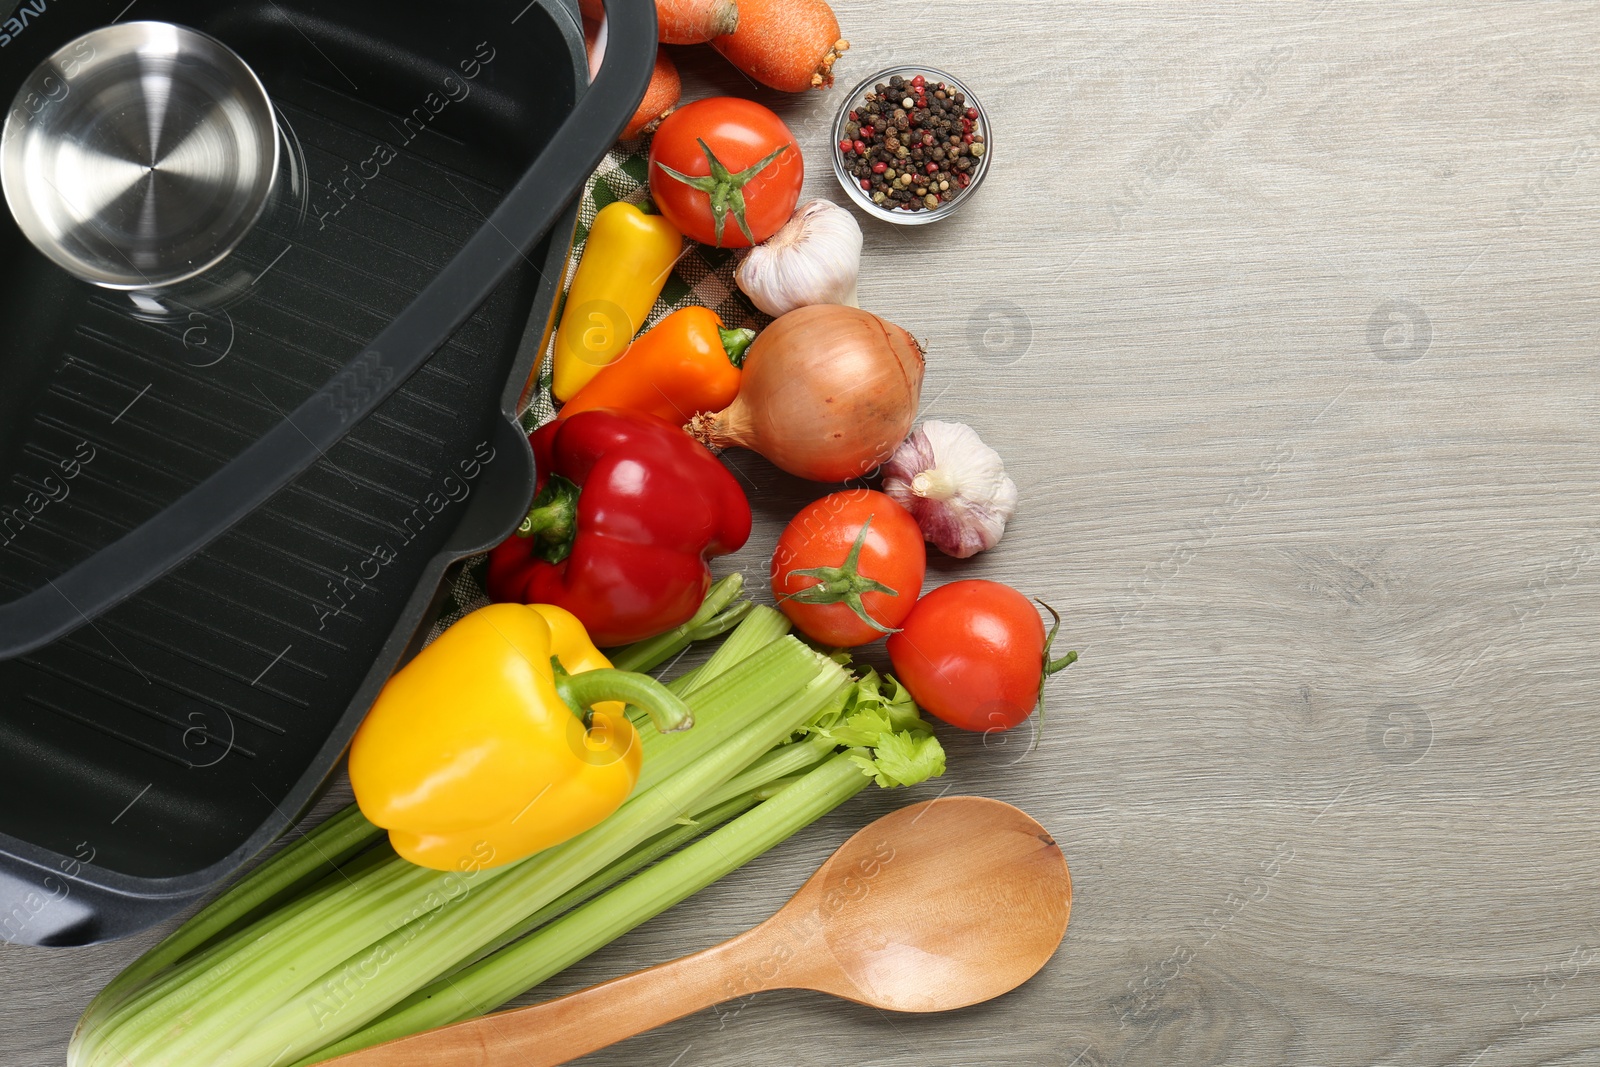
711,0,848,92
578,0,737,44
627,47,681,137
584,18,682,139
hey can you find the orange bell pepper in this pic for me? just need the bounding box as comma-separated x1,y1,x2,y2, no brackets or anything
558,306,755,424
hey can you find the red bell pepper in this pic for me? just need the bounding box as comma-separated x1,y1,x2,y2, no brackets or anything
487,409,752,646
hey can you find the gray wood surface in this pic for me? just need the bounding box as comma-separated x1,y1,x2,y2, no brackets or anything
6,2,1600,1065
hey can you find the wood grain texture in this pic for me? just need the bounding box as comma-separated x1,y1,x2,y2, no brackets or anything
5,2,1599,1065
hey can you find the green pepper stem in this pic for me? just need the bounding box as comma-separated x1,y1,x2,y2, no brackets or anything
553,664,695,734
517,474,581,564
780,516,900,635
719,327,757,368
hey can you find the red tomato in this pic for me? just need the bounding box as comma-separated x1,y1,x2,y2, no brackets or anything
649,97,803,248
887,580,1078,732
770,490,925,647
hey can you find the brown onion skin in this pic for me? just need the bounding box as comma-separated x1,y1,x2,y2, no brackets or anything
691,305,925,482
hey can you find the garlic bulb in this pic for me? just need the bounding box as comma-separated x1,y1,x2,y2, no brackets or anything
735,199,862,317
882,421,1017,558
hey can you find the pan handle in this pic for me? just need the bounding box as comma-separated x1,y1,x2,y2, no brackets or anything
0,0,655,661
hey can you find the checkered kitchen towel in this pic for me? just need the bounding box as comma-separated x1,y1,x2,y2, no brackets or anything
424,139,769,644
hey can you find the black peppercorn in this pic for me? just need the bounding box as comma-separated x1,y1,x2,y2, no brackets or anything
838,72,984,213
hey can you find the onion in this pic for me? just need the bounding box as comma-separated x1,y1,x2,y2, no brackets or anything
689,305,924,482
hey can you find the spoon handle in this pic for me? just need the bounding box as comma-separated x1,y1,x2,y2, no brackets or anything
320,929,779,1067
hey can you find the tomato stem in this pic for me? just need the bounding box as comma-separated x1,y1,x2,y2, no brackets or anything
1032,600,1079,752
781,516,901,635
654,139,790,247
1038,600,1078,676
1046,651,1079,675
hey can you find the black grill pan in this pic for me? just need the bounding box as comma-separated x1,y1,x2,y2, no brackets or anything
0,0,653,945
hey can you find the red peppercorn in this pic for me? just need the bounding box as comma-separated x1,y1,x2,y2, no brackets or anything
839,139,853,153
860,126,874,138
958,172,971,187
873,161,888,173
966,107,980,120
860,178,872,190
848,110,860,121
961,117,973,134
853,140,866,154
925,162,939,174
911,74,926,88
963,134,974,144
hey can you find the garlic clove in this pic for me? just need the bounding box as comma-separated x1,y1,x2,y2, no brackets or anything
882,421,1017,558
735,199,863,317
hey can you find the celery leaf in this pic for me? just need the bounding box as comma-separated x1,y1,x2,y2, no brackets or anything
850,731,947,789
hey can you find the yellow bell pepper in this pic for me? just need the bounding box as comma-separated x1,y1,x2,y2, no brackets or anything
348,603,694,872
551,201,684,402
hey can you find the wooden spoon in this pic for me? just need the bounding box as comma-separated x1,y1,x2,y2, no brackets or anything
319,796,1071,1067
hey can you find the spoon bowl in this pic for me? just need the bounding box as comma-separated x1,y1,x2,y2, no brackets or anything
321,796,1071,1067
803,796,1072,1012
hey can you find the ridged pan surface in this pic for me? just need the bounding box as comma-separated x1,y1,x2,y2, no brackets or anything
0,0,587,939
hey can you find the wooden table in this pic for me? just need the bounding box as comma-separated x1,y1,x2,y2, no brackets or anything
7,3,1599,1064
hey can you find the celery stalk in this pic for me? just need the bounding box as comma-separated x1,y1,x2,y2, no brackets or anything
74,617,949,1067
633,635,820,793
81,576,760,1060
92,633,823,1064
297,755,871,1064
84,806,378,1023
75,803,383,1034
88,655,848,1067
660,604,793,702
89,856,478,1067
89,638,830,1067
74,841,400,1064
74,845,422,1067
681,605,792,694
433,793,758,986
695,732,838,813
84,578,743,1046
209,667,851,1067
606,573,749,674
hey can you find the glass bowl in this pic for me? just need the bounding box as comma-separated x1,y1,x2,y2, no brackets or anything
830,64,991,226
